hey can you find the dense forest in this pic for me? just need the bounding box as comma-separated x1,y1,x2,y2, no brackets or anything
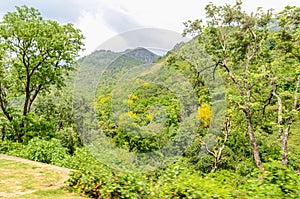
0,1,300,198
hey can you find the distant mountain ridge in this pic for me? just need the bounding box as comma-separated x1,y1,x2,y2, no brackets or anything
79,47,160,67
124,47,159,64
73,47,160,101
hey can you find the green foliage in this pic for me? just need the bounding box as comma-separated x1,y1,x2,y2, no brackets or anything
68,170,149,198
151,166,239,198
65,148,149,198
149,161,300,199
1,138,298,198
277,6,300,62
235,158,256,176
183,0,300,170
257,133,281,162
1,2,300,199
20,138,69,166
111,84,181,153
0,6,84,142
56,128,82,155
289,119,300,170
0,138,69,166
242,161,300,198
0,139,24,154
10,113,57,142
93,53,206,154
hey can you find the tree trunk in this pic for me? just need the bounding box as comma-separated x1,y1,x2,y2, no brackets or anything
272,90,286,165
205,118,230,173
245,107,262,168
23,93,31,116
272,90,289,166
17,130,24,143
17,136,23,143
222,62,263,169
273,74,300,166
211,163,218,173
1,126,5,141
281,125,290,166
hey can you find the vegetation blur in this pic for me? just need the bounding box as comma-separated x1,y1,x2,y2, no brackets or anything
0,1,299,198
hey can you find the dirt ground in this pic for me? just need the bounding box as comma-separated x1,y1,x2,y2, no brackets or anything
0,154,84,199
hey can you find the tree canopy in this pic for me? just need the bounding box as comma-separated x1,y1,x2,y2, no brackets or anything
183,1,300,169
0,6,84,142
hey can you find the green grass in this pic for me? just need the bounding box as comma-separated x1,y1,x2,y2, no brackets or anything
0,158,86,199
12,188,86,199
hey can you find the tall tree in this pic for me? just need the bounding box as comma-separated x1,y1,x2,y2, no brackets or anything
271,6,300,166
183,0,273,168
0,6,84,142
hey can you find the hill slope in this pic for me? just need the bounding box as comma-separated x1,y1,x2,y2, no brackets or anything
73,48,159,100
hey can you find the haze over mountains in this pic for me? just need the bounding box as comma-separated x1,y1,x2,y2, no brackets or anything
73,47,161,103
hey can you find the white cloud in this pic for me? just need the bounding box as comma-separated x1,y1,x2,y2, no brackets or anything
1,0,300,56
75,10,117,56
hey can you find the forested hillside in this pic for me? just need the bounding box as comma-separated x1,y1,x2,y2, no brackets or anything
0,2,299,198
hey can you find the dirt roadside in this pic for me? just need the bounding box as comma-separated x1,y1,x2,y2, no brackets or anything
0,154,77,198
0,154,72,174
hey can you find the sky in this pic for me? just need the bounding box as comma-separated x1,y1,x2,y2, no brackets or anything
0,0,299,56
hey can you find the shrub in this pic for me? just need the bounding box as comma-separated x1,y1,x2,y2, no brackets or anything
65,148,150,198
241,161,300,198
56,127,82,155
21,137,69,166
151,165,238,198
0,140,24,154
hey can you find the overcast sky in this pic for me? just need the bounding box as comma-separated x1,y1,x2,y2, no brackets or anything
1,0,299,55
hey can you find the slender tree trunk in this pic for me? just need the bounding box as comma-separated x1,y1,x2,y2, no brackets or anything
16,74,31,143
272,90,288,166
211,161,218,173
23,89,31,116
1,126,5,141
244,107,262,168
205,118,230,173
272,75,300,166
282,125,290,166
16,126,25,143
17,136,23,143
223,62,263,169
0,93,13,122
17,122,26,143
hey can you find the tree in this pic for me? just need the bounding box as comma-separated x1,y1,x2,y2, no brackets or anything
183,0,273,168
270,6,300,166
203,116,231,173
0,6,84,142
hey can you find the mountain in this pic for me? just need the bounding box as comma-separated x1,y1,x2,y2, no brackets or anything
77,47,159,70
72,48,159,102
124,47,159,64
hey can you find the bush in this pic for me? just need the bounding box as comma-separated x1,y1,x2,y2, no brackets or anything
235,158,256,176
241,161,300,198
2,139,299,199
56,128,82,155
65,148,149,198
0,140,24,154
151,167,238,198
21,137,69,166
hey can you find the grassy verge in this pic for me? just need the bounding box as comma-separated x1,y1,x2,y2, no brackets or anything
0,158,85,199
